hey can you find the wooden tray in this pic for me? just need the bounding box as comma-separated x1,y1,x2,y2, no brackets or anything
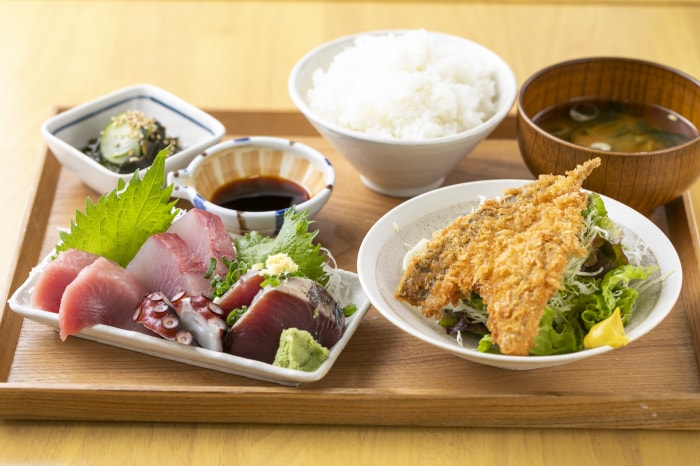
1,110,699,429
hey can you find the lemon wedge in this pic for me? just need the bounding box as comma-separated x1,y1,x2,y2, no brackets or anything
583,307,630,349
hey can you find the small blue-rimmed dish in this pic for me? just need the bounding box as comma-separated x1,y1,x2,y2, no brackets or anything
167,137,335,236
41,83,225,193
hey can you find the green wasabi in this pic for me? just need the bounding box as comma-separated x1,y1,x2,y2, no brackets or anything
273,328,329,372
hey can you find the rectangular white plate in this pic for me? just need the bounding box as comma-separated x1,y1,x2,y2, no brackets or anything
8,253,370,386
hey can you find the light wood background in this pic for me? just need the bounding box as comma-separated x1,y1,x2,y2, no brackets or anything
1,1,699,464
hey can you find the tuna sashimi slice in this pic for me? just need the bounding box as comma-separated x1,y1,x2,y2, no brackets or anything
58,258,150,340
126,232,212,298
167,209,236,280
32,249,101,313
223,277,345,364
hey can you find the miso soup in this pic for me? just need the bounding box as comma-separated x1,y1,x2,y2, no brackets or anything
533,99,698,152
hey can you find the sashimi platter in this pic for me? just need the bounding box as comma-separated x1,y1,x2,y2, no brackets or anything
9,151,370,385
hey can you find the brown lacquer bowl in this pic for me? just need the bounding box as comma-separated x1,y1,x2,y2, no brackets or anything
517,57,700,215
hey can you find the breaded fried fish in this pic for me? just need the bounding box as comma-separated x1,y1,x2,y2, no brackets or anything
395,158,601,356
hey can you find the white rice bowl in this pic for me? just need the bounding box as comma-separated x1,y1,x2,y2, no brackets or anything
306,29,498,140
289,30,516,197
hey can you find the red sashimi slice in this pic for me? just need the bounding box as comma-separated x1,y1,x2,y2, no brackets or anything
126,232,212,298
223,277,345,364
32,249,101,313
167,209,236,280
215,271,266,313
58,258,150,340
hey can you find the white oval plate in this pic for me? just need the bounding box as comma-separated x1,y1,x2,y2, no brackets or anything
357,180,682,370
9,256,369,386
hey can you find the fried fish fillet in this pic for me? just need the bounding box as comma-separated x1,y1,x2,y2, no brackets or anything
395,158,601,356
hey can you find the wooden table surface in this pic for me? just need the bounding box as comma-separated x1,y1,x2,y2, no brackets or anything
1,1,699,464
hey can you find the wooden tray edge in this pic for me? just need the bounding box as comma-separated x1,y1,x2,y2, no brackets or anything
667,193,700,374
0,135,61,381
0,384,698,430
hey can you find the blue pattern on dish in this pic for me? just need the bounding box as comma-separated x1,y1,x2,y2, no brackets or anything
52,95,218,136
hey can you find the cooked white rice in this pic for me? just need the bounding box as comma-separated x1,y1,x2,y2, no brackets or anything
307,30,499,140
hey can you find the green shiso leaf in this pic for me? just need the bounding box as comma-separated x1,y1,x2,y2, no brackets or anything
234,209,329,287
55,148,179,267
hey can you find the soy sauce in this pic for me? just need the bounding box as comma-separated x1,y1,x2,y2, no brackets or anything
211,175,310,211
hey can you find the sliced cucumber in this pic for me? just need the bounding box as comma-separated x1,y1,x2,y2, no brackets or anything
98,111,155,165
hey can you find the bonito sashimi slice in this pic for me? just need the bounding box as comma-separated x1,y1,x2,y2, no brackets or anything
223,277,345,364
215,270,266,313
395,158,601,356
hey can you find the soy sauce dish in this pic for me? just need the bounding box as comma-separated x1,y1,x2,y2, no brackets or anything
167,137,335,236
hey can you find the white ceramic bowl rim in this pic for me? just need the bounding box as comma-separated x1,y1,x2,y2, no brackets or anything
289,29,518,146
517,56,700,154
172,136,335,219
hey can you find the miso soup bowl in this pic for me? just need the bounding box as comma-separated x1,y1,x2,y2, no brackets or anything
289,29,517,198
167,137,335,236
517,57,700,215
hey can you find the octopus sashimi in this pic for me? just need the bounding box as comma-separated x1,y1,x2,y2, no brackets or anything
59,257,152,340
133,291,196,345
32,248,101,313
170,291,227,351
133,290,227,351
167,209,236,280
223,277,345,363
126,232,212,298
